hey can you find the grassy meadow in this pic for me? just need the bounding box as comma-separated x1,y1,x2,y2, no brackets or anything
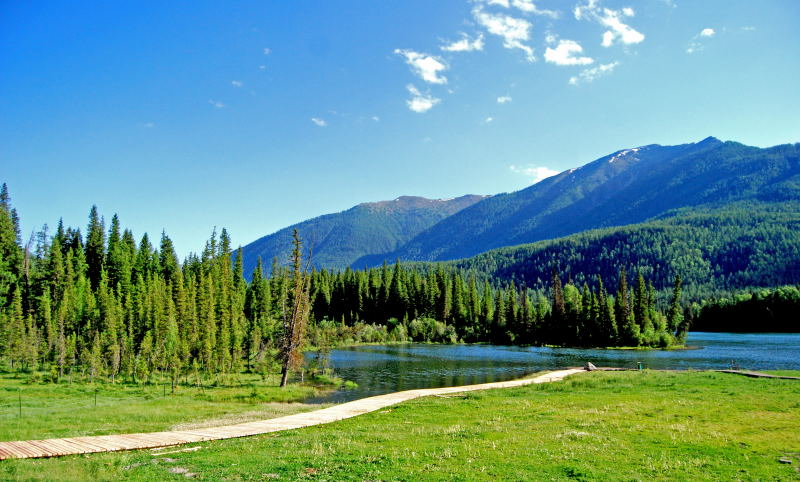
1,370,798,480
0,371,328,442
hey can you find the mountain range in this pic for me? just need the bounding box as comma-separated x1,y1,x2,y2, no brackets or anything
241,137,800,288
240,194,487,276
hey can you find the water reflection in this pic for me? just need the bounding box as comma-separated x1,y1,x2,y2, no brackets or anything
307,332,800,403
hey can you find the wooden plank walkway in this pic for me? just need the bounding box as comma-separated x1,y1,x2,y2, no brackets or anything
0,368,584,460
716,369,800,380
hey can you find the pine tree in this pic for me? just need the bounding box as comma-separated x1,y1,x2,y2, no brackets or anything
667,275,687,343
85,206,106,289
5,288,25,369
616,268,640,346
0,184,22,304
387,262,408,321
279,230,310,387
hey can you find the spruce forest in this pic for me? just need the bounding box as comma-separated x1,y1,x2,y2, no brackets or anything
0,185,693,384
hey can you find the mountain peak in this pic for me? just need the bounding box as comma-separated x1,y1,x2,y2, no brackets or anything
697,136,722,145
360,194,487,211
240,193,486,272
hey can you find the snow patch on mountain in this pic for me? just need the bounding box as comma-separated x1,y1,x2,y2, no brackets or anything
609,147,641,163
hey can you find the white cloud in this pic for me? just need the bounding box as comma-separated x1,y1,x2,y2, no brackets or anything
208,99,225,109
687,28,716,54
473,7,535,61
497,95,513,104
568,61,619,85
258,65,266,71
406,84,440,113
481,0,559,18
574,0,645,47
510,165,559,183
371,116,380,122
441,32,485,52
742,26,756,32
311,117,327,127
263,48,272,55
512,0,559,17
484,116,494,124
544,39,593,66
231,80,243,87
394,49,448,84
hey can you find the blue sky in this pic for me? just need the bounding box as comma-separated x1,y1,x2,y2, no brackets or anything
2,0,799,257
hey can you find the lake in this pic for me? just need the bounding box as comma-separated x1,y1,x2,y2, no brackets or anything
307,332,800,403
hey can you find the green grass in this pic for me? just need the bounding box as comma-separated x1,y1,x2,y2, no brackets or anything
2,371,799,480
0,372,328,441
763,370,800,377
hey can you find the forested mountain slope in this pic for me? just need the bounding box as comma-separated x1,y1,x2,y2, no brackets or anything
445,201,800,299
240,195,486,274
368,138,800,264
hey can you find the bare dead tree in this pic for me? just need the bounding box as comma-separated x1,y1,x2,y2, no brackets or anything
279,229,312,387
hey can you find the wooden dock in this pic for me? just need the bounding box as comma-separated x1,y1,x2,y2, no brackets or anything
716,369,800,380
0,368,584,460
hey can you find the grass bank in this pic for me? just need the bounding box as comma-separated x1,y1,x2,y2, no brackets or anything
0,372,329,441
2,370,799,480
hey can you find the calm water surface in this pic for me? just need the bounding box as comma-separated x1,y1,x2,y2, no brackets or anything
307,332,800,403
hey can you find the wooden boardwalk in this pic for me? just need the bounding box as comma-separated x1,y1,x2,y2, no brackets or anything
0,368,584,460
716,369,800,380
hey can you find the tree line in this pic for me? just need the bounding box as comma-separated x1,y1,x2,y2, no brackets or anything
307,262,687,348
1,185,690,384
448,200,800,301
691,285,800,333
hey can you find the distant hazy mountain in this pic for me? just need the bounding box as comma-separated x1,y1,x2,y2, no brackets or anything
239,195,487,275
366,137,800,264
241,137,799,274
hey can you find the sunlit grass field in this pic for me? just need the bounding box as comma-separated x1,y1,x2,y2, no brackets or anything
2,370,798,480
0,372,326,441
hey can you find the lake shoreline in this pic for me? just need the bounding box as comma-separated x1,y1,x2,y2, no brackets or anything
310,332,800,403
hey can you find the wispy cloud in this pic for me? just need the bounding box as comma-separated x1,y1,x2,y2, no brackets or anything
263,48,272,55
441,33,485,52
484,116,494,124
208,99,225,109
394,49,448,84
406,84,440,113
371,116,380,122
574,0,645,47
544,37,594,66
481,0,559,18
231,80,243,87
311,117,327,127
568,61,619,85
510,164,559,183
497,95,513,104
473,7,535,61
258,65,266,71
144,122,155,128
687,27,715,54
